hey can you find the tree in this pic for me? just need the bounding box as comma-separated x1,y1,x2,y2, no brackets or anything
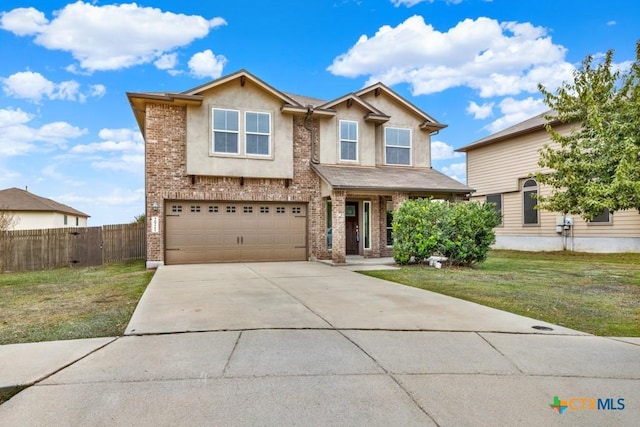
535,41,640,220
133,214,146,224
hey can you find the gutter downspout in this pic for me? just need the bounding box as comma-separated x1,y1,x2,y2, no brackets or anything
305,106,320,164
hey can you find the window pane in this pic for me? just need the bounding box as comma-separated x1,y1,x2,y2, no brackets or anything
213,110,226,129
386,201,393,246
523,190,538,224
246,112,257,133
341,141,356,160
385,128,410,147
396,129,410,147
591,208,610,223
214,132,238,153
486,194,502,224
386,147,410,165
364,201,370,249
326,201,332,250
258,113,269,133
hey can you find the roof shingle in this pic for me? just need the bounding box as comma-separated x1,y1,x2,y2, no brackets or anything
0,188,89,217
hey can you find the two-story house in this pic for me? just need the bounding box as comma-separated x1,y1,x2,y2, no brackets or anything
128,70,471,267
457,111,640,252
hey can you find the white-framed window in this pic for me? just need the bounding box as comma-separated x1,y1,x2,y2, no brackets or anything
326,200,332,251
363,201,371,250
590,208,612,224
385,127,411,165
245,111,271,156
339,120,358,161
523,179,539,225
486,194,503,225
386,200,394,246
212,108,239,154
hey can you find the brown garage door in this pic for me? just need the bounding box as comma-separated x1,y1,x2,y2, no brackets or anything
165,201,307,264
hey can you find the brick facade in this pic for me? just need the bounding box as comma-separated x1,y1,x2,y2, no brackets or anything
144,103,328,266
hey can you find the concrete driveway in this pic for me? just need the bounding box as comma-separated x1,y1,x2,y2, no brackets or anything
1,261,639,426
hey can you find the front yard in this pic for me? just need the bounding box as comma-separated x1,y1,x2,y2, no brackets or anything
362,250,640,336
0,260,153,345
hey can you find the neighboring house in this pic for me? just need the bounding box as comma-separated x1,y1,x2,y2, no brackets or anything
128,69,471,267
0,187,89,230
456,112,640,253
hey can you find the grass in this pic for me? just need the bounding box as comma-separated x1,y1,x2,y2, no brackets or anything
0,260,154,345
362,250,640,337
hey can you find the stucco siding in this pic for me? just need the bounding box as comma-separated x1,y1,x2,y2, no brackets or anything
319,103,376,166
9,211,88,230
358,91,431,168
185,79,294,179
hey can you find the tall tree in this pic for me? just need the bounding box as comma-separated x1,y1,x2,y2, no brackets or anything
536,41,640,220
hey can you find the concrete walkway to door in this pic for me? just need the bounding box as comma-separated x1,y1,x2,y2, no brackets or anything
1,261,639,426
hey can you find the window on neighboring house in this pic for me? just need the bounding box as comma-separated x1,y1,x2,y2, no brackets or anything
386,200,394,246
64,214,68,225
486,194,503,225
246,112,270,155
385,127,411,165
590,208,611,224
75,217,79,226
523,179,538,225
339,120,358,161
213,108,239,154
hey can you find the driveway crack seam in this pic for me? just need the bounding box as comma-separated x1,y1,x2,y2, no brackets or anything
337,330,442,427
476,332,524,374
222,331,243,377
244,265,335,329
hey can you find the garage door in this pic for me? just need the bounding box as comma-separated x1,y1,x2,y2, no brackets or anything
165,201,307,264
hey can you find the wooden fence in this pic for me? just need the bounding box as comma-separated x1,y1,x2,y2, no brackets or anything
0,222,146,272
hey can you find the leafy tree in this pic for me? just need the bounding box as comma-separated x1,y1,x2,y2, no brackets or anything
536,41,640,220
133,214,146,224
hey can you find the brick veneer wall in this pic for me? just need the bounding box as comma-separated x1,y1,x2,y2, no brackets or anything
144,103,327,265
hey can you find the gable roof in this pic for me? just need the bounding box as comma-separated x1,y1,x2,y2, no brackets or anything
0,188,89,217
356,82,447,132
312,164,472,194
456,110,559,152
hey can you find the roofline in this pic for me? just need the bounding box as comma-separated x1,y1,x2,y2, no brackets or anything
355,82,447,130
456,114,562,153
181,69,303,107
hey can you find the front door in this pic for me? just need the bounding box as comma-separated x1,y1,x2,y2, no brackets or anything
345,201,359,255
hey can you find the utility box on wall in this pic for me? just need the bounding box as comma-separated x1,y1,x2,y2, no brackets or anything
555,216,573,233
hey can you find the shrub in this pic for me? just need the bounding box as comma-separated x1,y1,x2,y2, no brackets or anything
392,199,500,267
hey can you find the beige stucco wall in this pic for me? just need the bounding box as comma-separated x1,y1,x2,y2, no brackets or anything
359,91,432,168
185,79,294,179
8,211,88,230
319,102,376,166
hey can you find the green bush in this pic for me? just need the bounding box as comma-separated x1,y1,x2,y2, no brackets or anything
392,199,500,266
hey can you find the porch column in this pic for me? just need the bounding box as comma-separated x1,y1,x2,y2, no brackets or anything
369,197,381,257
331,190,346,264
392,192,409,210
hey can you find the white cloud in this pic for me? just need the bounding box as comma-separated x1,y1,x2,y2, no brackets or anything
431,140,463,160
154,53,178,70
0,107,86,155
466,101,493,119
56,187,144,207
188,49,228,79
606,20,616,26
328,16,573,98
484,97,548,133
440,161,466,183
70,128,144,174
1,70,104,103
0,2,227,72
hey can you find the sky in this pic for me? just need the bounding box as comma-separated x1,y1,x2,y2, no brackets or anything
1,0,638,226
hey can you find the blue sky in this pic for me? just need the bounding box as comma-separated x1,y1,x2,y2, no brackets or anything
1,0,638,226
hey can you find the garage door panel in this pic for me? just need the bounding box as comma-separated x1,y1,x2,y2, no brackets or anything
165,201,307,264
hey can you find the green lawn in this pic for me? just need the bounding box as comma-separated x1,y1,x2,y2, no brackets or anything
0,260,153,345
362,250,640,336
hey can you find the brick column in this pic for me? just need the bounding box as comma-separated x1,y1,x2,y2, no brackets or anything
392,192,409,210
331,190,346,264
369,197,381,257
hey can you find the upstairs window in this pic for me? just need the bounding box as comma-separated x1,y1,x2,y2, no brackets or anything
340,120,358,161
246,112,270,156
523,179,538,225
385,127,411,165
213,109,239,154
